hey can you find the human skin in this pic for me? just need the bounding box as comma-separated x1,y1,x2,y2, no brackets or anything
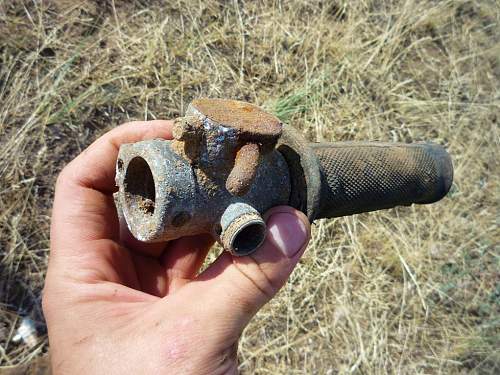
42,120,311,374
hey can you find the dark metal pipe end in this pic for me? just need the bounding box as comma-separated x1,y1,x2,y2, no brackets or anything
220,202,267,256
418,143,454,203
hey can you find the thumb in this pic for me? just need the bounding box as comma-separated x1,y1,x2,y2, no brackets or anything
195,206,311,337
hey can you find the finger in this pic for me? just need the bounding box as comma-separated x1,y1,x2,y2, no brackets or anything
184,206,311,338
161,234,214,293
66,120,173,193
50,120,173,274
125,234,214,297
120,218,167,258
130,252,169,297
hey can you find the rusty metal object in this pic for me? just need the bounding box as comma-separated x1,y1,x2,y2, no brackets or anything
188,98,282,145
226,143,261,196
115,98,453,256
180,99,283,196
219,202,266,255
172,116,204,162
115,99,290,255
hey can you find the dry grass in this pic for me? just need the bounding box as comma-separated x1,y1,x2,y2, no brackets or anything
0,0,499,373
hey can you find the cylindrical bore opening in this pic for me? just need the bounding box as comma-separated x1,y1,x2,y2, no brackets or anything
124,157,156,217
231,221,267,256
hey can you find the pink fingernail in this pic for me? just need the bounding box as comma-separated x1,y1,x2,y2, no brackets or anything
267,213,308,258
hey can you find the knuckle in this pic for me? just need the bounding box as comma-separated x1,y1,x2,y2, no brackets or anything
232,257,278,302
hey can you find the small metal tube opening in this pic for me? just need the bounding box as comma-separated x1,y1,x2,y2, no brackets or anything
220,202,267,256
124,156,156,217
232,221,267,256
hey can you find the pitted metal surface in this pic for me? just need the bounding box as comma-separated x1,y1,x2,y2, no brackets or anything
116,98,453,255
187,98,282,145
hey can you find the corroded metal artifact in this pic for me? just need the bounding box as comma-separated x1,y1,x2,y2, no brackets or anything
115,99,453,256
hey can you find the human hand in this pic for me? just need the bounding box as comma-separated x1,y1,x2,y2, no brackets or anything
42,120,311,374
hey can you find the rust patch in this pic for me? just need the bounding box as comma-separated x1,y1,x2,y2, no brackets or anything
226,143,261,196
195,167,221,197
172,116,204,163
190,98,283,146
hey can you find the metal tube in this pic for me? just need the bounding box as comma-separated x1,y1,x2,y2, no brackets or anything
219,202,267,256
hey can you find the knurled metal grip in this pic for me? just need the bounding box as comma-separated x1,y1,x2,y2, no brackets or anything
311,142,453,219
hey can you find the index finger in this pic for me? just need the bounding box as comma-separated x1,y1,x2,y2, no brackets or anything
66,120,173,193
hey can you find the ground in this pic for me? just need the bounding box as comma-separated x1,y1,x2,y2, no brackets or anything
0,0,498,374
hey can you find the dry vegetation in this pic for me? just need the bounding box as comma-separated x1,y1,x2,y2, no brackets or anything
0,0,499,373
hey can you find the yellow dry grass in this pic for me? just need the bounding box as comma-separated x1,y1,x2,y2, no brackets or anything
0,0,499,374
